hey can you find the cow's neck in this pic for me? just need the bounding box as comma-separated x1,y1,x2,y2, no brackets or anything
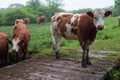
83,24,98,42
89,26,98,41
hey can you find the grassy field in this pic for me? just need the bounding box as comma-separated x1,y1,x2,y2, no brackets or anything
0,17,120,80
0,17,120,57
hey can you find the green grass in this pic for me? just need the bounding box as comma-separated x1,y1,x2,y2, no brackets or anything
109,68,120,80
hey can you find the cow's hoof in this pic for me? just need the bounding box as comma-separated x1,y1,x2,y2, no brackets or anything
87,61,92,65
56,56,60,59
81,63,87,68
55,51,60,59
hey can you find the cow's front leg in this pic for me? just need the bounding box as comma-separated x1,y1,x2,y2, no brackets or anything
81,50,87,67
16,53,19,62
4,53,8,65
22,52,26,60
22,48,27,60
86,49,92,65
81,43,91,67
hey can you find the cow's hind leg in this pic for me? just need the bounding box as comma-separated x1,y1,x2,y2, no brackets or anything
53,36,61,59
51,31,61,59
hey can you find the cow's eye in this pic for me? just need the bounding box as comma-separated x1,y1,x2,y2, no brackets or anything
18,42,21,45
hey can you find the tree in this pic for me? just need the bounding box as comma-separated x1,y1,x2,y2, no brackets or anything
26,0,64,22
45,0,64,21
26,0,41,15
114,0,120,16
8,3,23,8
0,8,37,26
0,8,5,12
71,8,92,14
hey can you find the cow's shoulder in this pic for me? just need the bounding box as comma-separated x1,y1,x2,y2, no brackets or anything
80,13,92,20
79,13,93,28
51,12,73,22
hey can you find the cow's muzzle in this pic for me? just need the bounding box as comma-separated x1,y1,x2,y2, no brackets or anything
12,49,17,53
97,25,104,30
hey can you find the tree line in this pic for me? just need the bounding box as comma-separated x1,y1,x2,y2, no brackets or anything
0,0,119,26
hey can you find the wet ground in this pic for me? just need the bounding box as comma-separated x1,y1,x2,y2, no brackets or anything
0,51,115,80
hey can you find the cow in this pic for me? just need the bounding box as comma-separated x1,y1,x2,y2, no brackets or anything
12,21,31,62
23,18,30,25
15,19,24,26
50,8,112,67
37,16,45,24
0,32,9,66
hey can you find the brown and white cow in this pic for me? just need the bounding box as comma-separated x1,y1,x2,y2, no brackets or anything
12,22,31,62
50,8,112,67
0,32,9,65
37,16,45,24
24,18,30,25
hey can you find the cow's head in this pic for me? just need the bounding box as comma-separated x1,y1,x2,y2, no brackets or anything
87,8,112,30
15,19,24,26
24,18,30,24
12,38,23,53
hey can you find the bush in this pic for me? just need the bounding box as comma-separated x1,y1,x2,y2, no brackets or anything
109,68,120,80
0,8,37,26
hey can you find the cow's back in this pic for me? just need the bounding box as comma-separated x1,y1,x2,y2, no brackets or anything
0,33,9,57
13,23,30,44
51,13,80,40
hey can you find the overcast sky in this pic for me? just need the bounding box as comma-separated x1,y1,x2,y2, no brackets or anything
0,0,114,11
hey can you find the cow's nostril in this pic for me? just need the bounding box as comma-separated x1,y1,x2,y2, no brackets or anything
12,49,16,52
98,25,104,30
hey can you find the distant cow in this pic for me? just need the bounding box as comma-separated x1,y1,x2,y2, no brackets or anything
0,32,9,65
37,16,45,24
24,18,30,25
15,19,24,26
12,22,31,62
50,8,112,67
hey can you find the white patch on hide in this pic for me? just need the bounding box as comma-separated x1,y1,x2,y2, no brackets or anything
12,38,20,52
64,23,78,40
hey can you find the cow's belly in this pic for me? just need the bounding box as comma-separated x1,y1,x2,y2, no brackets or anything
60,24,78,40
63,33,78,40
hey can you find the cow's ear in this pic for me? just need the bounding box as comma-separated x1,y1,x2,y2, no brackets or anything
105,11,112,17
87,11,94,17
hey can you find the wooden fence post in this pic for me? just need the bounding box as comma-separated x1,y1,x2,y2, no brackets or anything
119,16,120,26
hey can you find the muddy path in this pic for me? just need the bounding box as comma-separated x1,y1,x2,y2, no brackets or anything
0,51,115,80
